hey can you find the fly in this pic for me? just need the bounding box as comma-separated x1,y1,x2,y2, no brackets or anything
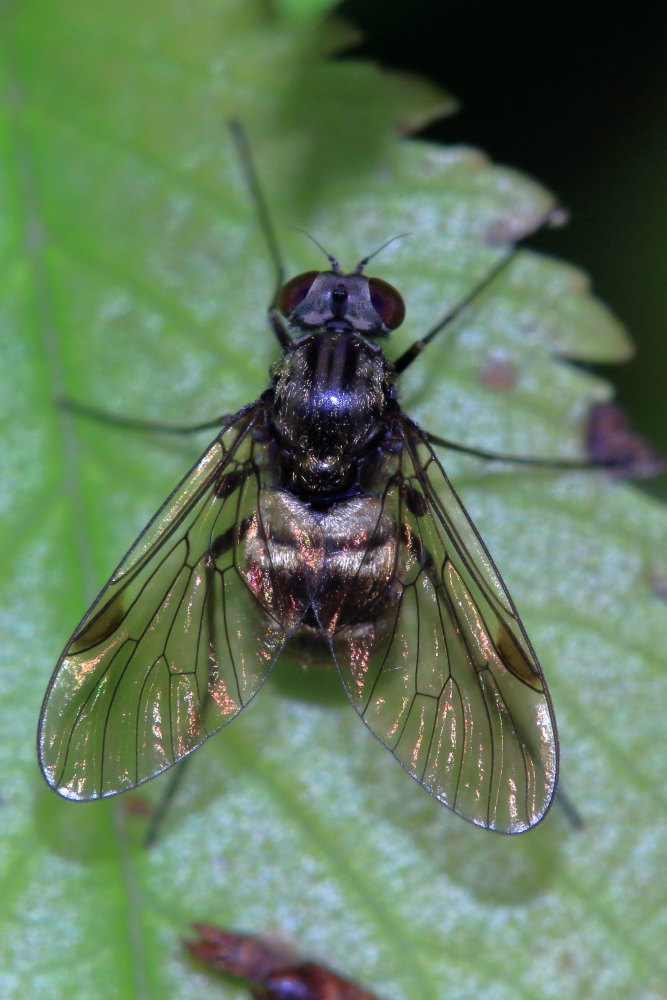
38,124,575,833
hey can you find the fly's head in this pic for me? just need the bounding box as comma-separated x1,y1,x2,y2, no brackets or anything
279,255,405,339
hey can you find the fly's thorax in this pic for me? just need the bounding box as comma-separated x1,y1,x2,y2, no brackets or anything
271,331,392,496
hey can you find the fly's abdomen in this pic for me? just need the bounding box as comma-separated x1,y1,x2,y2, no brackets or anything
240,489,400,647
314,496,399,637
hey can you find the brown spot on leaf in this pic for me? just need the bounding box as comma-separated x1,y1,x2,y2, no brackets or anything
479,358,518,392
649,568,667,602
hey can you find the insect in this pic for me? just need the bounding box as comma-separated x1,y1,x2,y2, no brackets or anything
187,924,382,1000
38,127,562,833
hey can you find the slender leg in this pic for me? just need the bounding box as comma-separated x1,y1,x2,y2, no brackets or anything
144,757,192,846
229,121,292,350
555,786,584,830
59,397,233,435
393,206,563,375
424,429,616,470
268,308,292,351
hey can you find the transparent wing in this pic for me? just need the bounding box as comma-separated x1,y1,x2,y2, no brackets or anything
333,418,558,833
38,405,304,800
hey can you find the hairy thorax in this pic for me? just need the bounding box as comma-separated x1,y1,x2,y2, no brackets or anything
271,331,392,497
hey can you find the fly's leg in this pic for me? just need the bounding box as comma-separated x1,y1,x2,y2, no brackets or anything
423,430,609,470
59,397,235,435
229,121,292,351
143,756,192,847
393,206,563,374
554,785,584,829
424,424,662,477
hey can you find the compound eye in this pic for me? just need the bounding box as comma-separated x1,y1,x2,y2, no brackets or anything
279,271,319,317
368,277,405,329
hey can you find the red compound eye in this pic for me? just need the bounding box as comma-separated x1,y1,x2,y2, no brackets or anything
279,271,319,316
368,277,405,329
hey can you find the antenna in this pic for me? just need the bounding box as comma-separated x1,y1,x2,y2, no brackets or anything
355,233,411,273
228,121,286,313
292,228,341,273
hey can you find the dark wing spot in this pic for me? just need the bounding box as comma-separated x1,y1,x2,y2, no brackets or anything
69,592,126,653
400,523,426,567
494,622,543,691
209,527,236,562
401,483,428,517
214,469,242,500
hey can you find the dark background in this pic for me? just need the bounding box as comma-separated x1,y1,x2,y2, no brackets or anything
340,0,667,493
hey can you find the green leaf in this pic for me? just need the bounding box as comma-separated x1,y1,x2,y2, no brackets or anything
1,2,665,999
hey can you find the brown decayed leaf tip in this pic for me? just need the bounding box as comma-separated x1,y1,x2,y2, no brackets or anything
186,925,383,1000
